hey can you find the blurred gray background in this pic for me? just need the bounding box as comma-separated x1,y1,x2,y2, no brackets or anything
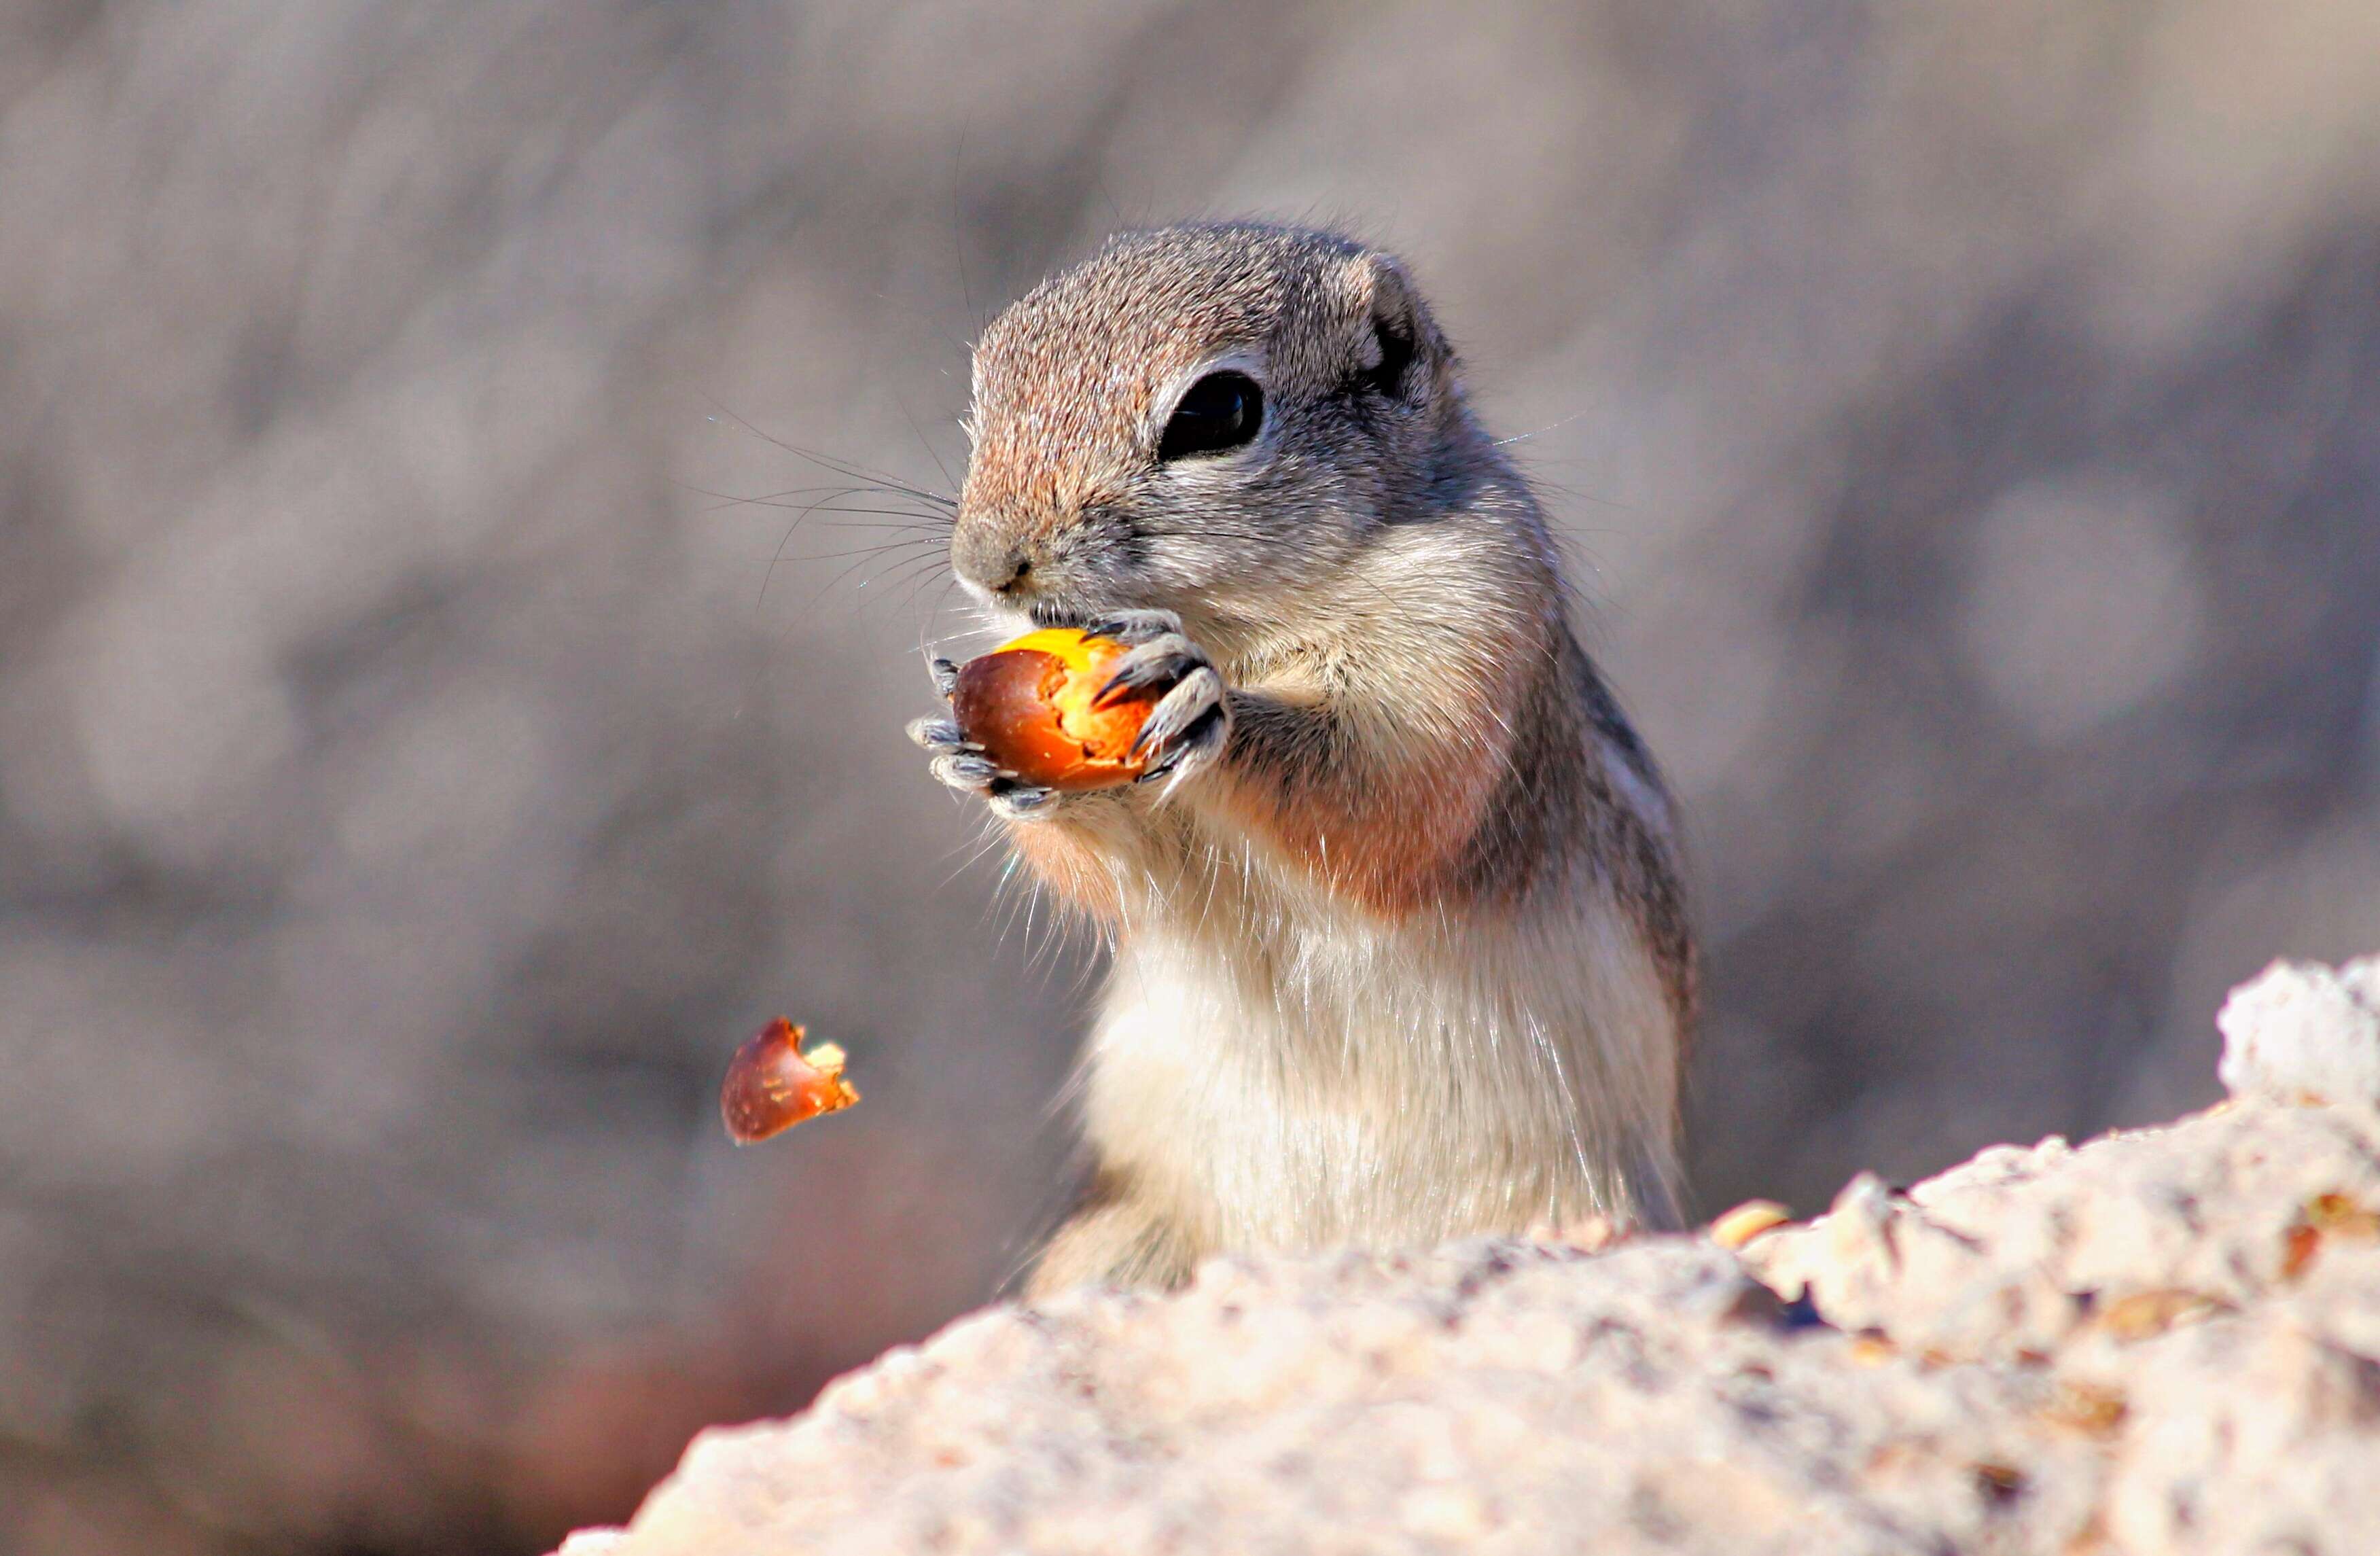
3,1,2378,1551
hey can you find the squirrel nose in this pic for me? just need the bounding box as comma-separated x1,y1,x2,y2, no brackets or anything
953,527,1035,598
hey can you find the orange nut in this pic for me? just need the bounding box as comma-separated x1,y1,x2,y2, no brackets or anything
721,1018,859,1144
951,628,1161,790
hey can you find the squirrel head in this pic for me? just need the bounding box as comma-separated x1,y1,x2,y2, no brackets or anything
952,223,1469,633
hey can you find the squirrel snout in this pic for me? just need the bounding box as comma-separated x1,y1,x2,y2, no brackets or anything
952,521,1041,601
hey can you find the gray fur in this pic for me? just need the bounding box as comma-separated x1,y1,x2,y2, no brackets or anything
914,223,1697,1294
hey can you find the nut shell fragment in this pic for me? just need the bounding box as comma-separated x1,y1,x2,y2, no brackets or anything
722,1019,859,1144
951,628,1160,790
1709,1199,1793,1250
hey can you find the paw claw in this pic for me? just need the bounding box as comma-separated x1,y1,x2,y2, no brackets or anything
908,715,971,752
919,715,1066,819
1129,666,1228,789
927,656,961,699
1083,609,1184,648
989,783,1063,820
1095,633,1207,702
930,752,1006,792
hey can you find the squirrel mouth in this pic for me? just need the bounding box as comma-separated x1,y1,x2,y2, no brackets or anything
1026,600,1095,631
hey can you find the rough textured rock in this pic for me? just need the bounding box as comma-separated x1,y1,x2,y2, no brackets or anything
2218,955,2380,1106
1742,1099,2380,1553
561,962,2380,1555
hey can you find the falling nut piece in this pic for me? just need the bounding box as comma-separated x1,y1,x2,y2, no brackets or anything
722,1018,859,1144
951,628,1163,790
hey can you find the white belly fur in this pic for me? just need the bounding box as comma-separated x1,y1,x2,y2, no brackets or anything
1078,851,1681,1254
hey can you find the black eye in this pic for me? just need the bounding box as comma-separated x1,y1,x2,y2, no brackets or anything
1158,371,1264,462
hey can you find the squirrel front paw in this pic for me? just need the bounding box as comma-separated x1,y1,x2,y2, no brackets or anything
906,656,1068,821
1082,610,1232,795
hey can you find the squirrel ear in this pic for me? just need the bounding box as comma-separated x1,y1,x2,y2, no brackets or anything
1351,255,1431,402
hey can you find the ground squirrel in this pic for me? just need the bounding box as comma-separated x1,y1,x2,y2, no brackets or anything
907,223,1696,1294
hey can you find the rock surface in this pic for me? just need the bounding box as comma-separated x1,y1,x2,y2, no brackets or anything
2218,954,2380,1107
560,960,2380,1555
